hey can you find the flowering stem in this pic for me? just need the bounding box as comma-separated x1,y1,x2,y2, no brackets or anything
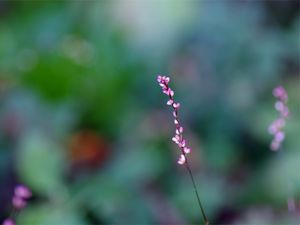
185,159,209,225
268,86,297,212
157,75,209,225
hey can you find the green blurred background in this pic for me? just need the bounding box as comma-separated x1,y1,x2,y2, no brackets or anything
0,1,300,224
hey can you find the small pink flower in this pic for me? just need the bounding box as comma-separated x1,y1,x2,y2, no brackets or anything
268,123,276,135
275,131,285,142
167,99,173,105
172,135,181,144
15,185,32,199
173,103,180,109
176,127,183,135
159,83,165,88
172,111,177,117
169,90,174,97
177,154,186,165
177,139,183,148
12,196,26,209
163,88,171,95
2,218,15,225
157,75,170,84
165,77,170,83
184,147,191,154
275,101,284,112
271,140,280,151
157,76,162,82
273,86,288,101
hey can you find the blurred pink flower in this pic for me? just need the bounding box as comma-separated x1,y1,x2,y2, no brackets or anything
12,196,26,209
14,185,32,199
273,85,288,101
177,154,186,165
2,219,15,225
268,86,289,151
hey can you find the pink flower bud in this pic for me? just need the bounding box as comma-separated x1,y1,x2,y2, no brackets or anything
177,154,186,165
172,136,179,144
157,75,162,83
173,111,177,117
164,76,170,84
275,131,285,142
2,218,15,225
270,140,280,151
184,147,191,154
15,185,32,199
178,139,186,148
167,99,173,105
159,83,166,88
163,88,170,95
176,127,183,135
169,90,174,97
268,123,277,135
173,103,180,109
275,101,284,112
273,86,288,101
12,196,26,209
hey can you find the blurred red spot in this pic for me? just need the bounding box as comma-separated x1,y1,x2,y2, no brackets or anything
68,130,109,169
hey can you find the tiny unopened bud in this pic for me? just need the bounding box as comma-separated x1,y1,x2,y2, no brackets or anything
173,103,180,109
167,99,174,105
270,140,280,151
12,196,26,209
15,185,32,199
169,90,174,97
275,131,285,142
184,147,191,154
173,111,177,117
177,154,186,165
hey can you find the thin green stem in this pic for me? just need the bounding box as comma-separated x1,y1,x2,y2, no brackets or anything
185,159,209,225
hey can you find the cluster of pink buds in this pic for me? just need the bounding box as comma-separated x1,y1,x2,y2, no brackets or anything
268,86,289,151
157,75,191,165
2,185,32,225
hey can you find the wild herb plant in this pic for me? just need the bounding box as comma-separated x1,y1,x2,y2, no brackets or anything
157,75,209,225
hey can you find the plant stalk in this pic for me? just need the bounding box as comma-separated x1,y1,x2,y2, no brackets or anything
185,159,209,225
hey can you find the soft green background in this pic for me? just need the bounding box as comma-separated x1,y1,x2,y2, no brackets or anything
0,1,299,224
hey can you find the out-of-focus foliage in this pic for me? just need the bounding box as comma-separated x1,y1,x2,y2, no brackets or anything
0,1,299,224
